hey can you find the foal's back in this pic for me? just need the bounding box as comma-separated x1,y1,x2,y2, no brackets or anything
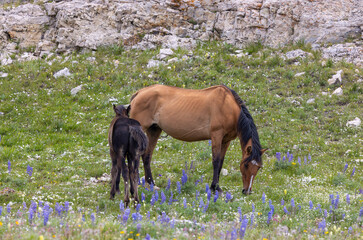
112,118,144,154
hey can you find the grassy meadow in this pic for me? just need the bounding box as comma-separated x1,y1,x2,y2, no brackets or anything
0,41,362,239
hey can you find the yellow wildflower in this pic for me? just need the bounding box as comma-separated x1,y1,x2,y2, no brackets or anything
130,231,134,233
15,221,19,225
136,233,140,237
292,162,296,165
120,231,125,234
39,236,44,240
284,189,287,195
0,222,2,226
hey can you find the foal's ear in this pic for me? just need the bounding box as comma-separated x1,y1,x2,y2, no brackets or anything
126,104,131,117
113,104,117,113
246,146,252,155
261,148,268,155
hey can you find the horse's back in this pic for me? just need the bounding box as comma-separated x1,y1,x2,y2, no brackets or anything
130,85,241,141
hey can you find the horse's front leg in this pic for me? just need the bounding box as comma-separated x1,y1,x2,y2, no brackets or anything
143,125,162,185
210,131,224,192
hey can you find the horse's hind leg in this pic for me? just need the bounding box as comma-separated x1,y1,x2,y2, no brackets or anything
128,153,140,205
119,154,130,207
143,125,162,185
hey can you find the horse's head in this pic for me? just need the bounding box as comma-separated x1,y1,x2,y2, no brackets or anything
240,139,267,195
113,104,130,118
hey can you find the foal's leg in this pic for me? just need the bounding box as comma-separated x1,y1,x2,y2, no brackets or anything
110,150,118,199
210,130,224,192
128,152,141,205
142,125,162,185
120,153,130,207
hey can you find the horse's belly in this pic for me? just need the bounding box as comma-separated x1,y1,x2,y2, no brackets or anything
159,119,210,142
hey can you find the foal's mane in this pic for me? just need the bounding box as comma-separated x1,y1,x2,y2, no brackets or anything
223,85,262,164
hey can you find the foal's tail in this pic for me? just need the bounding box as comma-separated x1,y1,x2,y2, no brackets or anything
129,126,148,155
108,117,119,153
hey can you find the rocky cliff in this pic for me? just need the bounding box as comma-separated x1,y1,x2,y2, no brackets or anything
0,0,362,62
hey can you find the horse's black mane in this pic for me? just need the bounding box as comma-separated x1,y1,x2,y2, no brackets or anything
224,85,262,164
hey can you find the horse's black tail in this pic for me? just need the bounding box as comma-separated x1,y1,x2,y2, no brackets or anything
129,126,148,155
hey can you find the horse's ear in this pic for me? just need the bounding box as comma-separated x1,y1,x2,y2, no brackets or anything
261,148,268,155
247,146,252,155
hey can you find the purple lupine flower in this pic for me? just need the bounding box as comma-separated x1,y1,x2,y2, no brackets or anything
298,157,301,166
318,219,326,234
348,227,352,234
239,216,248,238
343,163,348,173
276,152,281,161
351,167,355,177
190,161,194,171
291,198,295,208
145,234,151,240
6,203,11,214
346,194,350,204
154,190,159,202
309,200,313,210
168,190,173,205
91,213,95,225
201,224,205,232
137,223,141,232
29,208,35,223
231,227,238,240
250,212,254,227
55,202,62,217
136,203,141,212
166,178,171,191
316,204,322,213
225,192,232,203
8,160,11,173
287,151,290,159
177,181,181,194
119,200,124,212
282,156,286,162
150,182,154,192
283,206,289,214
281,198,284,206
324,209,327,218
196,190,200,201
207,189,211,202
308,154,311,163
82,214,85,222
141,192,145,202
43,203,52,226
122,208,130,224
252,203,255,213
205,183,210,193
27,165,33,177
330,194,334,205
267,210,273,224
304,156,307,165
342,213,345,220
23,202,27,211
199,197,204,209
238,207,242,222
208,140,212,146
160,191,166,205
0,206,2,216
181,169,188,185
64,201,69,214
213,190,219,202
183,198,187,208
269,201,274,215
150,194,157,206
289,153,293,162
335,194,339,209
359,207,363,217
132,213,138,223
203,200,209,213
147,211,150,220
262,192,266,204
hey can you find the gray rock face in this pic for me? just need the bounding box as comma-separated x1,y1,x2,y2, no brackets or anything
0,0,362,60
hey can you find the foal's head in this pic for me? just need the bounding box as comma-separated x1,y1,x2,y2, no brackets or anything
113,104,130,118
240,139,267,195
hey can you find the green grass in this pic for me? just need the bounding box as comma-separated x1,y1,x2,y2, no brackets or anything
0,41,362,239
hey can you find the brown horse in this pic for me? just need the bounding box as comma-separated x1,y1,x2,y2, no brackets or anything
129,85,267,194
108,105,148,206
